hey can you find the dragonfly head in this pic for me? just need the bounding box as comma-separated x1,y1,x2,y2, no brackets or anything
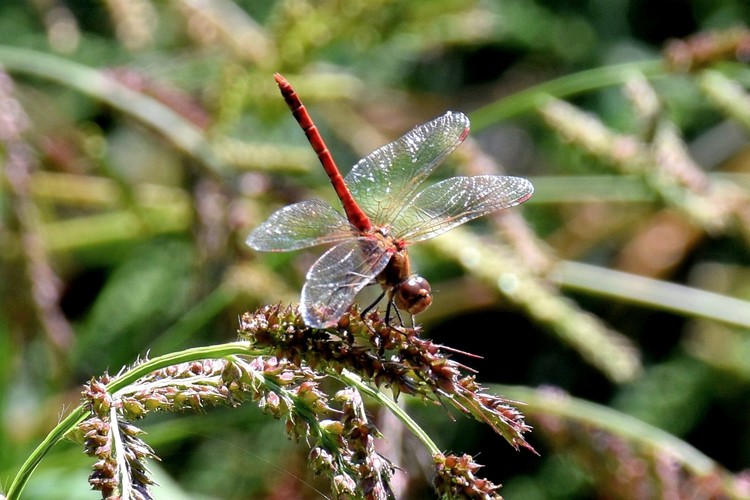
394,275,432,315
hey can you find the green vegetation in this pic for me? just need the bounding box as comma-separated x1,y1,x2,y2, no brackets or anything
1,1,750,498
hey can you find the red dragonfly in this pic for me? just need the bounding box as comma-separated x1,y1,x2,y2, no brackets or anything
247,73,533,328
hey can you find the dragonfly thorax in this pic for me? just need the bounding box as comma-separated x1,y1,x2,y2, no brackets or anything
373,237,432,318
373,224,396,239
375,242,411,288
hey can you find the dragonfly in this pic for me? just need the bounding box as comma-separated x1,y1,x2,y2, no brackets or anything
247,73,534,328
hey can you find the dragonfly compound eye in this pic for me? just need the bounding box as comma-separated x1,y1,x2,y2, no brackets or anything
395,275,433,315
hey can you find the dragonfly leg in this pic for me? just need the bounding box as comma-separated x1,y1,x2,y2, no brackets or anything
385,298,406,327
361,289,386,321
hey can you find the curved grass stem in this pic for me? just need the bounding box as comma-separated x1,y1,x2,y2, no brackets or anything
5,342,255,500
337,369,441,456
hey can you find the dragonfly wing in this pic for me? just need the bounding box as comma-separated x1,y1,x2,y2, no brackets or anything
246,199,354,251
301,237,392,328
345,111,470,225
394,176,533,243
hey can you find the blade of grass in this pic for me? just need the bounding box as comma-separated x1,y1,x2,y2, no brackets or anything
555,260,750,329
522,175,655,203
470,60,665,131
492,384,720,477
39,206,190,252
0,45,223,174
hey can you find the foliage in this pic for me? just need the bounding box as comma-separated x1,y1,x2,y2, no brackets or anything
1,1,750,498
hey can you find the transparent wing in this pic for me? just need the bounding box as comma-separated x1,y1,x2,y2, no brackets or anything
345,111,470,225
301,237,392,328
393,176,533,243
246,199,354,252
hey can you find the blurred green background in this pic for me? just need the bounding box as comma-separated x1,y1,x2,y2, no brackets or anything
2,0,750,498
